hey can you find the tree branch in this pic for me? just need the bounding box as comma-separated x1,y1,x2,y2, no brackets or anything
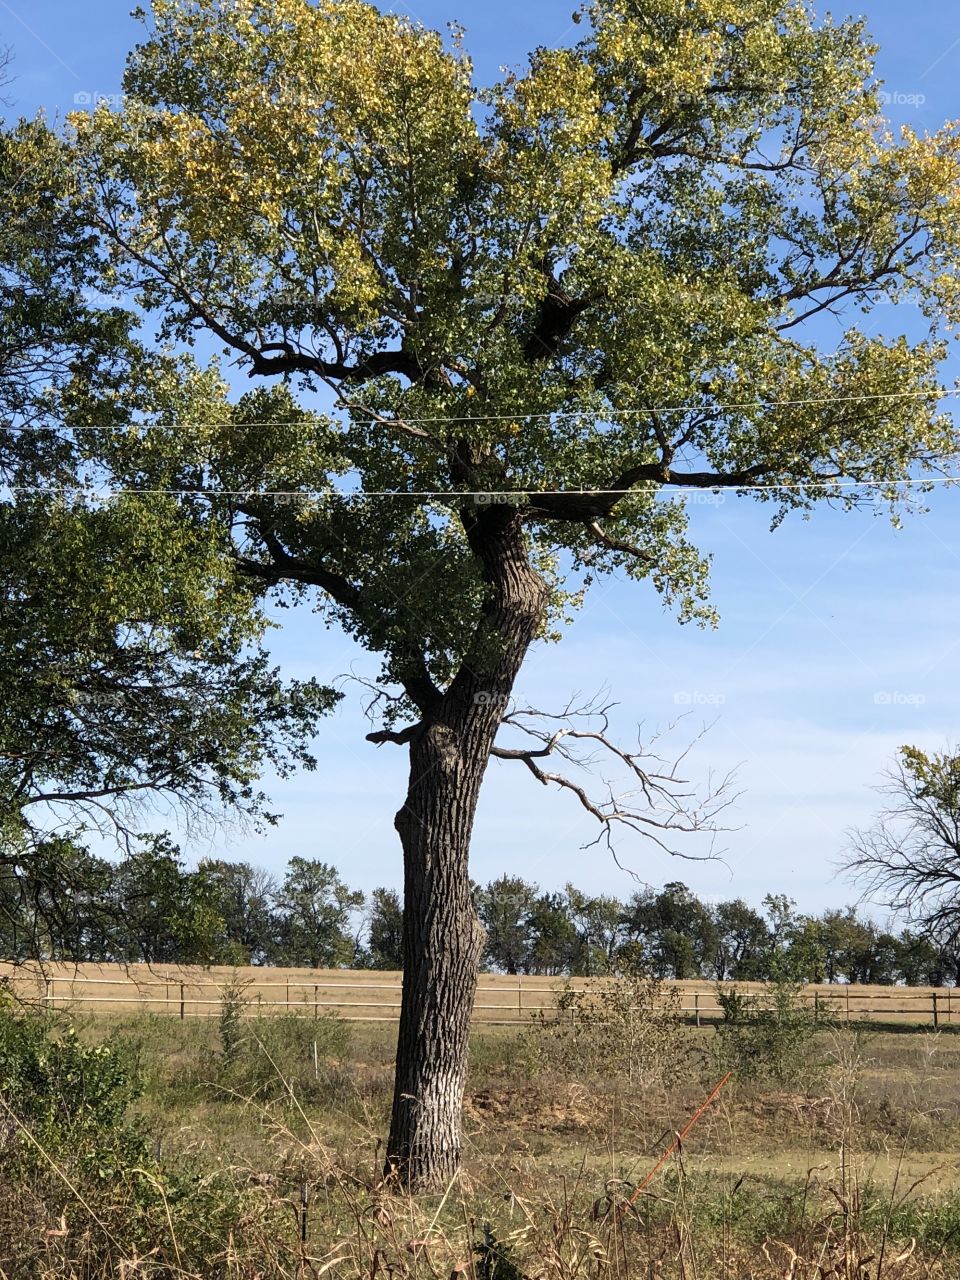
525,463,768,522
491,699,740,859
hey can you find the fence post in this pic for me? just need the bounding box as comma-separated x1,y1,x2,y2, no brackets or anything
694,992,700,1028
286,979,290,1008
45,977,53,1010
518,976,523,1021
933,991,940,1029
300,1180,309,1245
179,981,185,1021
845,987,850,1023
314,984,319,1020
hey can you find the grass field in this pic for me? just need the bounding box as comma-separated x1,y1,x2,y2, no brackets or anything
4,982,960,1278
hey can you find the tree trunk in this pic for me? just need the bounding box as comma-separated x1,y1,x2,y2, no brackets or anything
385,505,546,1189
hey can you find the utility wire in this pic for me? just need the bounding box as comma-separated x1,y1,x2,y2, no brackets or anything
2,385,958,432
7,473,960,502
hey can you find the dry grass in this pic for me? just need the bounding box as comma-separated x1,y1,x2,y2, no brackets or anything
2,1007,960,1278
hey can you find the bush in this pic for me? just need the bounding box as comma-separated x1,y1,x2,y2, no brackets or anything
0,996,297,1277
521,963,687,1087
217,970,250,1067
713,979,833,1086
0,993,145,1175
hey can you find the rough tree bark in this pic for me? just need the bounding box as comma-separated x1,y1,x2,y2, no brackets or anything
385,502,547,1188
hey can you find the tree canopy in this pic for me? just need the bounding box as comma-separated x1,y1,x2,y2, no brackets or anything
67,0,960,717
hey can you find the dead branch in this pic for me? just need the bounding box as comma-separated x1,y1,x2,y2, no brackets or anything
492,699,740,859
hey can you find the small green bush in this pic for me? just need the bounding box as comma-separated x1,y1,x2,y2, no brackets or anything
713,979,833,1086
0,996,296,1276
0,993,146,1175
217,970,251,1066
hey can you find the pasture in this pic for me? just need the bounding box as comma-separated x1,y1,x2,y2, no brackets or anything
3,961,958,1027
3,972,960,1278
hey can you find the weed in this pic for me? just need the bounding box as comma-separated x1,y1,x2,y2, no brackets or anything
216,969,251,1066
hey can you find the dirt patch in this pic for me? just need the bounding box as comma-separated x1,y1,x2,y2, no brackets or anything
465,1083,597,1132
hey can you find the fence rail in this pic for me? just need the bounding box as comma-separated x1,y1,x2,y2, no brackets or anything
1,963,957,1028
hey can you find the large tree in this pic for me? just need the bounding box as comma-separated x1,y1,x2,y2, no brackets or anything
66,0,960,1185
198,857,280,964
0,116,336,954
476,875,539,974
364,886,405,970
622,880,719,978
272,856,364,966
710,897,771,980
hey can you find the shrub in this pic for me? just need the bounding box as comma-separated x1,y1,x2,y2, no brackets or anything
0,993,145,1175
713,979,833,1086
203,1005,352,1104
521,963,687,1087
0,996,296,1276
217,970,251,1067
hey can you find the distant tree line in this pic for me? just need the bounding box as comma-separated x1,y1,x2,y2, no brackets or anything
2,843,957,986
475,877,960,987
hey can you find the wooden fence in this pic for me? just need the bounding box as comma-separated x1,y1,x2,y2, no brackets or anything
1,963,957,1028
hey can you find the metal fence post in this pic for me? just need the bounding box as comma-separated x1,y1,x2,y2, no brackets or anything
179,981,185,1021
300,1180,309,1245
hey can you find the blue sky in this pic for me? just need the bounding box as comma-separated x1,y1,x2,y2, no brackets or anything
3,0,960,914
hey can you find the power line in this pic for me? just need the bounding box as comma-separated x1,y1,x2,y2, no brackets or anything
7,473,960,502
2,385,958,433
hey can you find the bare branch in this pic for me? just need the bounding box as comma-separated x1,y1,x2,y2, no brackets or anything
843,748,960,945
492,699,740,859
332,392,444,447
586,519,655,564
